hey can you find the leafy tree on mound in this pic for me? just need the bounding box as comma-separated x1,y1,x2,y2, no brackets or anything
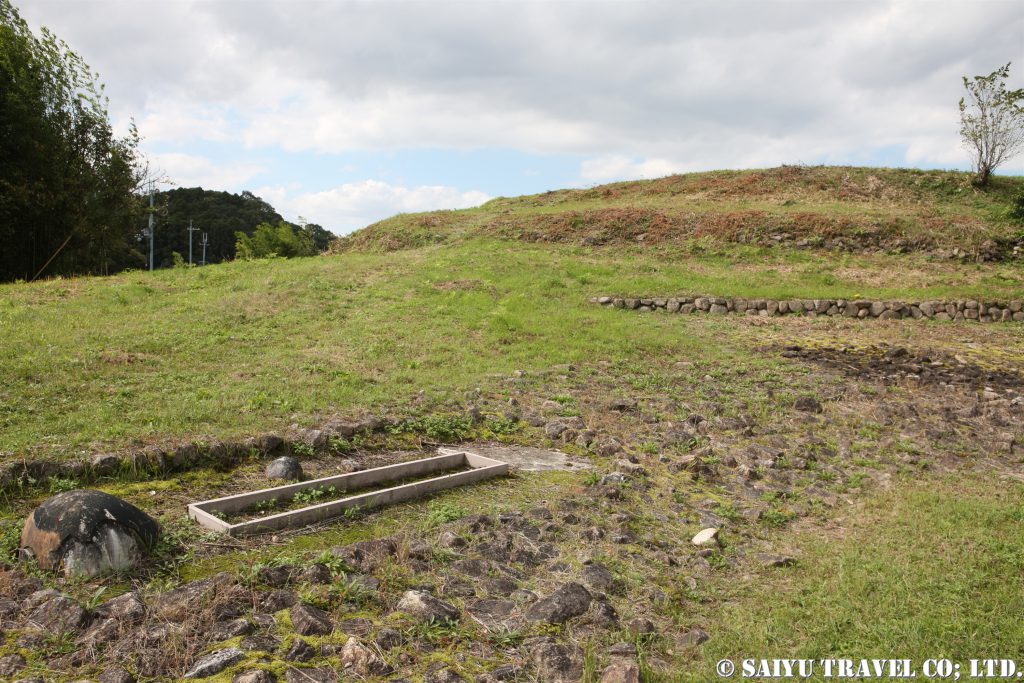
0,0,146,282
235,221,318,259
960,63,1024,187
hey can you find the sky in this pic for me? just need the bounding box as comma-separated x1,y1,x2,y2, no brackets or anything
18,0,1024,235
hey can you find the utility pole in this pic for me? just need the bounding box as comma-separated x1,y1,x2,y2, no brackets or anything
187,218,199,265
147,183,155,271
200,232,209,266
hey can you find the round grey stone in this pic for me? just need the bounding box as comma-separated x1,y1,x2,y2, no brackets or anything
265,456,303,481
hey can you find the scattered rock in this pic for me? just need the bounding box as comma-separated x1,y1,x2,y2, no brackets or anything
183,648,246,678
756,553,797,568
528,638,584,683
395,590,460,623
151,573,234,621
691,528,719,546
233,671,276,683
467,598,516,629
290,603,334,636
793,396,823,414
609,642,637,657
679,627,710,647
285,638,317,662
26,593,87,634
284,667,336,683
0,655,26,677
211,617,254,641
340,636,392,676
526,582,592,623
439,530,467,549
257,565,294,588
297,563,333,584
626,617,656,636
98,667,135,683
260,589,298,613
95,590,146,624
425,665,466,683
581,563,615,592
20,489,160,578
240,634,281,652
600,660,641,683
376,627,404,650
265,457,303,481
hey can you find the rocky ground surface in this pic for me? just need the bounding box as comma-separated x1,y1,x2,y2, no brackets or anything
1,325,1022,682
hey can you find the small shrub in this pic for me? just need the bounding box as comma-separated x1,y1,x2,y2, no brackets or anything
427,501,467,526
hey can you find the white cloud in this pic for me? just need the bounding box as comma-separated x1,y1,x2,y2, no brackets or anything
150,153,264,190
132,95,233,144
579,155,690,183
258,180,491,234
19,0,1024,180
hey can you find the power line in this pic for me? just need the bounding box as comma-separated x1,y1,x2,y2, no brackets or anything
200,232,209,266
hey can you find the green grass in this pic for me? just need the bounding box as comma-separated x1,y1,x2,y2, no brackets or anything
1,236,1022,462
683,474,1024,681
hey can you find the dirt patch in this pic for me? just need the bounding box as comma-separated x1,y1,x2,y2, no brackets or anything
781,343,1024,396
440,444,591,472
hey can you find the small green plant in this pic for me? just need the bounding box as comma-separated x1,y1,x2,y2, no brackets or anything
761,507,797,528
84,586,109,610
487,627,525,649
48,477,79,493
298,585,334,609
583,471,603,486
717,502,742,522
393,414,474,442
329,435,354,453
487,416,521,436
408,616,463,645
312,550,351,576
293,485,337,505
0,521,23,562
249,499,279,514
426,500,467,526
685,436,710,452
291,441,315,457
335,575,374,606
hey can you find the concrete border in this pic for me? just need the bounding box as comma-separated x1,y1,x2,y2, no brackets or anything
187,450,509,536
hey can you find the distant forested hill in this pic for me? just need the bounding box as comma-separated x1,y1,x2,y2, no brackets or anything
151,188,334,267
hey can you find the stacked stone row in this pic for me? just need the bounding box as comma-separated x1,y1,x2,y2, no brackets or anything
591,296,1024,322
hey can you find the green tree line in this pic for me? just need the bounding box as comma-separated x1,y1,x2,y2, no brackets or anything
0,0,145,282
0,1,335,282
150,188,333,267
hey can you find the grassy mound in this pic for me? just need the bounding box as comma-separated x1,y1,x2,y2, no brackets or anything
332,166,1024,258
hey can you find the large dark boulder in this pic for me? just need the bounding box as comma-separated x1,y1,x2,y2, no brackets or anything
20,490,160,578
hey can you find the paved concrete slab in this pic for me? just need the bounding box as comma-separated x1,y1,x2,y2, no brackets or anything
440,444,591,472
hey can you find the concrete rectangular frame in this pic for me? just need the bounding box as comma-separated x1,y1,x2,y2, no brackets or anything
187,450,509,536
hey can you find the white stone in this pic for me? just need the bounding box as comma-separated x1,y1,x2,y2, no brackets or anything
691,528,719,546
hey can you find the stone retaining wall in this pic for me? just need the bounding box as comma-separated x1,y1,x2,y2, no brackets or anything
591,295,1024,322
0,418,386,494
